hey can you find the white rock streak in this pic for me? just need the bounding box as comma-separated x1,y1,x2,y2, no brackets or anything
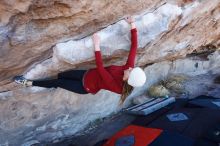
55,4,182,64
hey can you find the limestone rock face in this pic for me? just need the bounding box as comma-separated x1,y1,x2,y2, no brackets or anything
0,0,165,85
0,0,220,145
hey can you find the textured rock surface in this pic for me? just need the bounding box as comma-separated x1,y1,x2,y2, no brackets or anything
0,0,220,145
0,89,120,145
0,0,166,86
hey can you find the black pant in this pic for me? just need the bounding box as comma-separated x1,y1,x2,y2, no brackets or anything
32,70,88,94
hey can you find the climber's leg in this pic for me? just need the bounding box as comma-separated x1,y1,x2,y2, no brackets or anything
58,70,87,81
32,79,88,94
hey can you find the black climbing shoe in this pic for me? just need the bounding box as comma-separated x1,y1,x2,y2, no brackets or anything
13,76,30,86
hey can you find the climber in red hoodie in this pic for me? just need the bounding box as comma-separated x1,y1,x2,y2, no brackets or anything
14,16,146,103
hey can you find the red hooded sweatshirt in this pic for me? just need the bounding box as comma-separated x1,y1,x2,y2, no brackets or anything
83,28,137,94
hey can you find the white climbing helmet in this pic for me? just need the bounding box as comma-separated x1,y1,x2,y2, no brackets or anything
128,67,146,87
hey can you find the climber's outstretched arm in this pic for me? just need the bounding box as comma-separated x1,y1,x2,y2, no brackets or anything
92,33,120,90
124,16,137,68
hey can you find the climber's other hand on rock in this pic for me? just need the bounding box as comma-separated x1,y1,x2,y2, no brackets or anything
125,16,136,29
92,33,100,51
125,16,134,24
